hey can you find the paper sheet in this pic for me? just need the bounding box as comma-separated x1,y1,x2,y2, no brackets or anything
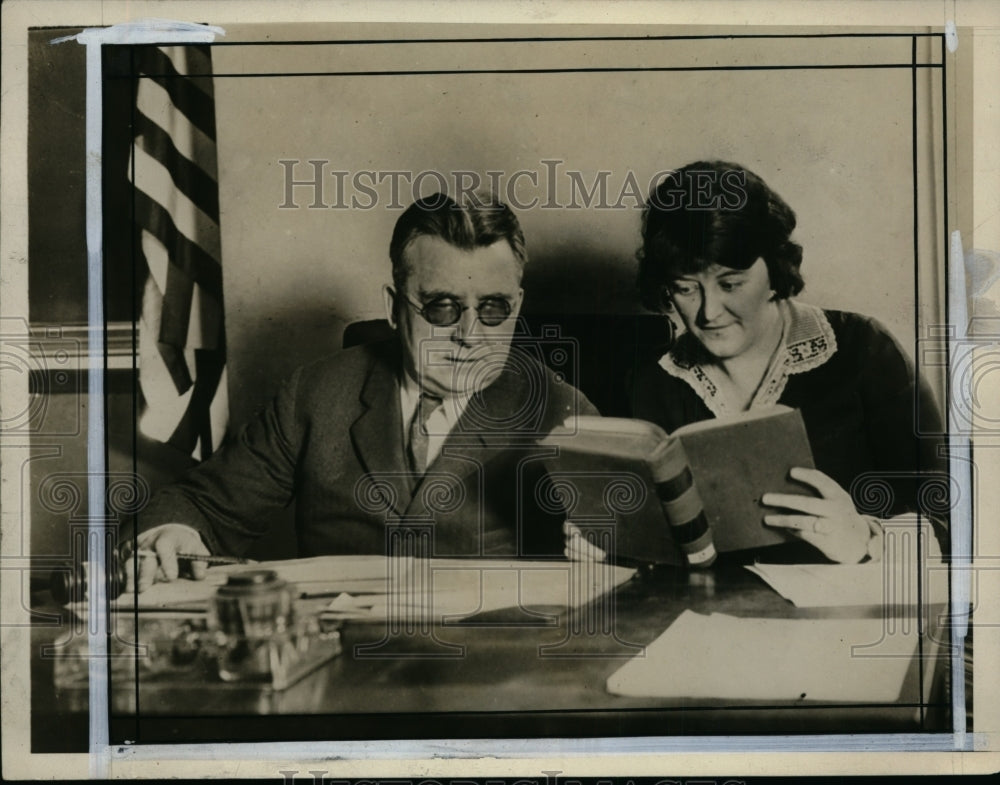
322,559,635,621
112,555,397,611
109,555,636,621
746,561,950,608
607,610,918,702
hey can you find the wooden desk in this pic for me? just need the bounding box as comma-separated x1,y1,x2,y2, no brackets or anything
30,560,949,750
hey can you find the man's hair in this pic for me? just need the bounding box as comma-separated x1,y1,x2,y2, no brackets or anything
637,160,804,311
389,191,527,293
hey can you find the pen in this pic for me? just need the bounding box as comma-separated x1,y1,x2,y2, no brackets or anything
134,549,248,566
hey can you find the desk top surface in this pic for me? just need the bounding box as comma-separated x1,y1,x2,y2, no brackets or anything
31,560,950,746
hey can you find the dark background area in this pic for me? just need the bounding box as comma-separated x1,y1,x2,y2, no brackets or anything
29,27,136,324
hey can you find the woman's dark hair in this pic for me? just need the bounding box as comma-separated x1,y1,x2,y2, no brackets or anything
637,161,804,311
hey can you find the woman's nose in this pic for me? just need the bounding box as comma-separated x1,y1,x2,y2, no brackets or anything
699,286,725,323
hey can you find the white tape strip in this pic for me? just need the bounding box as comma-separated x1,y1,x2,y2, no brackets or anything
83,40,109,780
52,18,223,779
109,733,976,762
947,229,970,743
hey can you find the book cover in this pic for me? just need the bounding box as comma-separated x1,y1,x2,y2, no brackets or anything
540,406,816,564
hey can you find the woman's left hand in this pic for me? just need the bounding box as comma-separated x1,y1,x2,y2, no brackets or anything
762,467,872,563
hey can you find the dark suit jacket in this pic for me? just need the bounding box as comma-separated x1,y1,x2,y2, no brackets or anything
139,339,598,558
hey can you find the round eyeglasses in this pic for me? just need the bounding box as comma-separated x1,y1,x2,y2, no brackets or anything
403,292,513,328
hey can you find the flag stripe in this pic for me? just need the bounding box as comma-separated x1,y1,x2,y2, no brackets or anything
137,252,195,396
159,260,193,348
135,44,228,461
134,112,220,221
135,46,217,139
157,340,195,396
181,45,216,97
138,275,195,440
133,190,223,299
140,229,170,298
136,78,218,174
133,142,221,261
208,366,228,448
165,349,226,459
187,282,223,352
142,229,222,356
142,44,216,88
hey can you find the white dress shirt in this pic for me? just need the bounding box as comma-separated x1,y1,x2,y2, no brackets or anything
398,373,472,469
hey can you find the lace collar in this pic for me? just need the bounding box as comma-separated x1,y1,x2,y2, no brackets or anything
657,300,838,417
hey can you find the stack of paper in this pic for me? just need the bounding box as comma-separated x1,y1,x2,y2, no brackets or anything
607,610,918,703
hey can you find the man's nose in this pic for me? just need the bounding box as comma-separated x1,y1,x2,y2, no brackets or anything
449,306,480,343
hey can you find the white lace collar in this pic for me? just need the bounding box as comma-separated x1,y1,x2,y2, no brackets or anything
657,300,838,417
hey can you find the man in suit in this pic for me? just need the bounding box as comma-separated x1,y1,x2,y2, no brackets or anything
130,192,597,591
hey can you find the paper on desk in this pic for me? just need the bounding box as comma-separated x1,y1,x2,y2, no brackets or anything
322,559,635,622
112,555,634,619
112,555,399,611
607,610,917,702
321,592,388,619
418,558,634,619
746,561,950,608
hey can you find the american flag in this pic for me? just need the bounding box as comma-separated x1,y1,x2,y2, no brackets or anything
131,44,228,461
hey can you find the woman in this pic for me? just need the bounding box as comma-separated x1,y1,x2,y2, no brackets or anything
569,161,948,564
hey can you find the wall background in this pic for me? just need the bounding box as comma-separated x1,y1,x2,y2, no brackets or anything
208,29,947,426
25,26,949,561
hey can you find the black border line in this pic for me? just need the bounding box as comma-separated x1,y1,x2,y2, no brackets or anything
941,26,953,732
112,700,953,720
147,32,949,46
910,34,926,729
102,37,115,750
128,40,142,748
115,64,944,80
101,30,954,747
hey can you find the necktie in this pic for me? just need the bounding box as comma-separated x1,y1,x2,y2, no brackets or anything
408,393,443,475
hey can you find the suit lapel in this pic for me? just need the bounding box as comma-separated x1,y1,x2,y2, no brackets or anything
349,342,413,518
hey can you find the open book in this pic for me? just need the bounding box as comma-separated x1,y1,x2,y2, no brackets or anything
539,405,816,565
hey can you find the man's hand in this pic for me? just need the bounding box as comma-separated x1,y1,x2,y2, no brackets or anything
762,467,873,564
124,524,211,593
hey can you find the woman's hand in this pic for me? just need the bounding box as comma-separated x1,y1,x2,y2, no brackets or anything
563,521,608,562
762,467,873,564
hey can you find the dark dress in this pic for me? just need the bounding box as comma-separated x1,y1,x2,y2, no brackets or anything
629,302,949,558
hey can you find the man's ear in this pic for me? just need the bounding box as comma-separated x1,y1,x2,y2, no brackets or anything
382,285,398,329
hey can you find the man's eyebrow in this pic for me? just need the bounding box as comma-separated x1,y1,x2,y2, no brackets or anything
478,292,513,301
417,289,459,301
